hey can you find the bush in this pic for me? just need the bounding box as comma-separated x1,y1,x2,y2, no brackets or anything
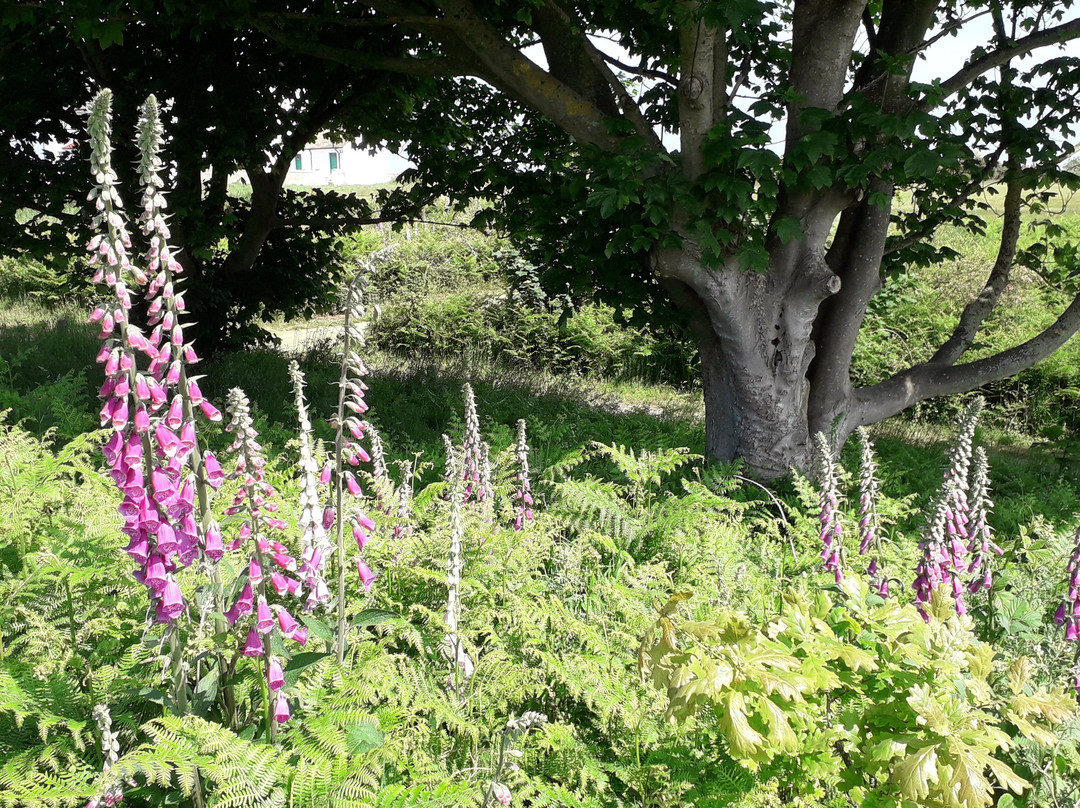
339,204,503,307
368,293,698,385
0,255,92,303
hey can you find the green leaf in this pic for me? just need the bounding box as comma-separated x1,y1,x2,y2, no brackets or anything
194,668,219,703
346,722,386,754
351,609,398,628
903,150,939,179
774,216,802,245
301,615,334,644
894,744,940,802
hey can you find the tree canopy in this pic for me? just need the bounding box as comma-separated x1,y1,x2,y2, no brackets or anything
7,0,1080,473
0,2,438,342
252,0,1080,473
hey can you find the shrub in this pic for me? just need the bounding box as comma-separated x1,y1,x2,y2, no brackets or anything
369,294,698,385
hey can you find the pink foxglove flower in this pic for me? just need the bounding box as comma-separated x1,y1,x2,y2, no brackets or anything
965,448,1001,593
913,398,983,618
813,433,843,583
514,419,534,531
327,275,378,625
855,428,887,597
492,783,512,807
242,627,264,657
267,657,285,691
357,559,377,591
225,387,305,721
1057,525,1080,648
86,91,225,646
274,693,291,723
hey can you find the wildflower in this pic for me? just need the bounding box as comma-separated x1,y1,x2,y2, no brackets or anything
290,361,332,611
392,462,414,541
913,398,983,618
461,383,483,501
274,693,291,723
267,657,285,691
366,422,393,512
86,90,223,638
242,627,264,657
357,559,377,590
1057,525,1080,646
965,447,1001,593
442,445,474,695
225,388,304,720
813,433,843,582
514,420,534,531
855,428,888,597
86,705,125,808
491,783,511,807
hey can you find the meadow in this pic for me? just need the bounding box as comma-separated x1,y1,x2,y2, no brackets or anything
2,108,1080,807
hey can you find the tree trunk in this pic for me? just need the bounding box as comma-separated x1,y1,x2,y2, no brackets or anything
655,243,839,477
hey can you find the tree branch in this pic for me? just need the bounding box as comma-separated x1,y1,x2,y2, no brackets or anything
854,291,1080,425
931,16,1080,106
883,144,1005,256
599,52,678,85
910,9,992,59
427,0,622,150
250,18,471,78
926,175,1022,366
861,6,877,49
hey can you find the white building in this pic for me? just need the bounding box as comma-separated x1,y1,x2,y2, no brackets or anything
284,135,401,187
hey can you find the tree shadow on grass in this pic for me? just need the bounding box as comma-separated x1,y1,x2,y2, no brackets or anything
4,304,1076,544
0,308,101,442
203,343,706,485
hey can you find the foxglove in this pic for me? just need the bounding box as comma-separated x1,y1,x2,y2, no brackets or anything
965,447,1001,593
86,91,221,637
442,435,474,696
813,433,843,582
513,419,534,531
461,383,483,502
914,398,983,618
290,361,332,610
856,428,887,597
224,388,304,725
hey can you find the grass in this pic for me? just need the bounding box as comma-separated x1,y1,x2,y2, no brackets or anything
1,293,1077,547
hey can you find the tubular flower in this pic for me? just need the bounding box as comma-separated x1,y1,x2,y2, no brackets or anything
289,361,332,610
85,704,126,808
442,441,475,697
365,421,394,514
330,276,376,595
813,433,843,583
479,441,495,522
1056,525,1080,651
914,398,984,618
224,388,303,717
461,383,483,501
392,462,415,541
856,428,887,597
86,90,223,626
513,419,534,531
965,447,1002,593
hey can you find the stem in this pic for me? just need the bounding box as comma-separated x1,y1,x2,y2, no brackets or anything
169,629,188,715
479,731,510,808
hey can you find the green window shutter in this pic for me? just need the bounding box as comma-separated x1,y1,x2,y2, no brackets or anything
294,155,302,170
329,152,338,171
